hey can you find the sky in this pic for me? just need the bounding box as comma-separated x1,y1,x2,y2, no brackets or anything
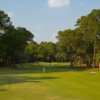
0,0,100,43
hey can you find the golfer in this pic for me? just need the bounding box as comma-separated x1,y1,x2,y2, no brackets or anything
43,67,45,73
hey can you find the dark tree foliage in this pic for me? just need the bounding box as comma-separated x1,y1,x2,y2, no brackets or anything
0,10,34,66
0,9,100,68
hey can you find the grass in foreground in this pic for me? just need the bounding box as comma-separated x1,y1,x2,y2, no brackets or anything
0,62,100,100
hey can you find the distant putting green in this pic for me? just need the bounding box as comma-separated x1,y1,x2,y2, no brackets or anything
0,62,100,100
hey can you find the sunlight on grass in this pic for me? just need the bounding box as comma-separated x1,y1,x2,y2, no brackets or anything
0,62,100,100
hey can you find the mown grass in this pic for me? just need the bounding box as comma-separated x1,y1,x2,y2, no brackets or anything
0,62,100,100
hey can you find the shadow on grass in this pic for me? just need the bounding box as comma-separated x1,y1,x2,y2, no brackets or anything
0,76,59,87
0,63,91,75
0,89,8,92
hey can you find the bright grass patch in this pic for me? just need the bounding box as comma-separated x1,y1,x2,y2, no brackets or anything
0,62,100,100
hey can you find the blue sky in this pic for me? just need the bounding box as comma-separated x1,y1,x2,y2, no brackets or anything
0,0,100,43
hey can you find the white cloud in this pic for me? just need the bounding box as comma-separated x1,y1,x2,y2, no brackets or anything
51,33,58,43
48,0,70,8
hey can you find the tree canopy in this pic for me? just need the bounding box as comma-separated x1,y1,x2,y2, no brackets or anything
0,9,100,68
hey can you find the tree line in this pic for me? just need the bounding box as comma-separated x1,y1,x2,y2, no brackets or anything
0,9,100,67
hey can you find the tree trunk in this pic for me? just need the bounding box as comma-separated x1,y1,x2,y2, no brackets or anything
70,53,74,67
99,61,100,69
93,34,96,68
87,58,92,67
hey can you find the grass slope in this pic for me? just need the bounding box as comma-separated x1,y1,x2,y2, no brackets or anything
0,62,100,100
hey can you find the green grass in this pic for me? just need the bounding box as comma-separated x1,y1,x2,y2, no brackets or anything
0,62,100,100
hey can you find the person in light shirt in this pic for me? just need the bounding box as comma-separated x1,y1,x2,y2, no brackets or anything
42,67,45,73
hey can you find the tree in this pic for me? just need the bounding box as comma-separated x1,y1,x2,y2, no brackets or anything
0,10,34,66
0,27,34,65
44,42,56,62
57,29,78,66
76,9,100,67
37,42,56,62
37,43,48,62
25,42,39,62
0,10,13,34
55,42,67,62
0,10,14,65
11,27,34,64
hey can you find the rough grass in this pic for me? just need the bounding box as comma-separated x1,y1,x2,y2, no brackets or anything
0,62,100,100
